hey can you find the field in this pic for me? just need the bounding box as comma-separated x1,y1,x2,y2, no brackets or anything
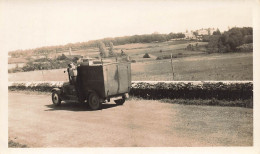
9,52,253,81
71,40,207,62
131,52,252,81
8,40,253,81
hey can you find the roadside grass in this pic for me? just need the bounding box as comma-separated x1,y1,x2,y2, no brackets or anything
8,139,28,148
129,96,253,108
158,98,253,108
171,102,253,146
126,96,253,108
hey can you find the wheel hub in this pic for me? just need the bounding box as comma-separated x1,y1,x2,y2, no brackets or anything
53,94,58,103
89,93,100,110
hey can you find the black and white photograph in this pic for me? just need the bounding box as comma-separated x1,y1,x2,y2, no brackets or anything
1,0,260,153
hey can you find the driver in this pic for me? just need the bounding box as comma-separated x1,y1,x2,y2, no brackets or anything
67,63,83,102
68,63,77,85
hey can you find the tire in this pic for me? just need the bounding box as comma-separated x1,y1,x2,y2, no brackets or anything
88,92,101,110
52,91,61,106
114,98,125,105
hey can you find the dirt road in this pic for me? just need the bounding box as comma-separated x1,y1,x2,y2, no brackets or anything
8,92,253,147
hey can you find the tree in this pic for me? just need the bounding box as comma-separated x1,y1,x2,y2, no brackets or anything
143,53,150,58
121,49,126,56
193,31,198,37
207,27,253,53
207,35,221,53
213,29,221,35
57,54,68,60
108,42,114,56
98,41,108,58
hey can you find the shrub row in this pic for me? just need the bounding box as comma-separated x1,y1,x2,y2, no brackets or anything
156,52,186,60
9,81,253,100
8,54,79,73
130,81,253,100
8,82,64,92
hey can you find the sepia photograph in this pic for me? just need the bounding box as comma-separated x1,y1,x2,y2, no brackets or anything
1,0,260,153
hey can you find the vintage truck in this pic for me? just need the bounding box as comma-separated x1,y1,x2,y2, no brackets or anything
51,61,131,110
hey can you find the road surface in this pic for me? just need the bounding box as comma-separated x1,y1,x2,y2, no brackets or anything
8,92,253,147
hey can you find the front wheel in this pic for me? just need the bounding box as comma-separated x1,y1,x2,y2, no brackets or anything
88,92,101,110
52,91,61,106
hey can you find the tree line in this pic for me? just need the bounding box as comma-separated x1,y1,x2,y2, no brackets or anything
9,32,185,58
207,27,253,53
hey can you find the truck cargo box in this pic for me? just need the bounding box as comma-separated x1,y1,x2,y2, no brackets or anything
78,62,131,99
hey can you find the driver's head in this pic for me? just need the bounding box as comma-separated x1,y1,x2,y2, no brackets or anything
68,63,74,68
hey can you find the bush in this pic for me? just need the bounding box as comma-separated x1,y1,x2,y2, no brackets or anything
187,44,195,51
130,82,253,101
236,43,253,52
156,55,177,60
8,82,64,92
72,57,79,63
143,53,151,58
156,57,163,60
57,54,68,60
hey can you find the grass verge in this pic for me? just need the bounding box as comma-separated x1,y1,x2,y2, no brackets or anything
128,96,253,108
159,98,253,108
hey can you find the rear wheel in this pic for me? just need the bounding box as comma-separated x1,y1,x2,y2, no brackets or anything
88,92,101,110
52,91,61,106
114,98,125,105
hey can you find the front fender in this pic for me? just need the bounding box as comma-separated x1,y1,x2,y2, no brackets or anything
51,88,62,95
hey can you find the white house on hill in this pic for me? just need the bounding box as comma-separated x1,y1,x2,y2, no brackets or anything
184,30,196,39
196,28,215,36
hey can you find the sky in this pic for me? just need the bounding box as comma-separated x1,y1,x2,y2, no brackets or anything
0,0,254,52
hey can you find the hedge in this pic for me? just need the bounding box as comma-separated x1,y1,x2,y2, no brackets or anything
130,81,253,100
8,81,64,92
